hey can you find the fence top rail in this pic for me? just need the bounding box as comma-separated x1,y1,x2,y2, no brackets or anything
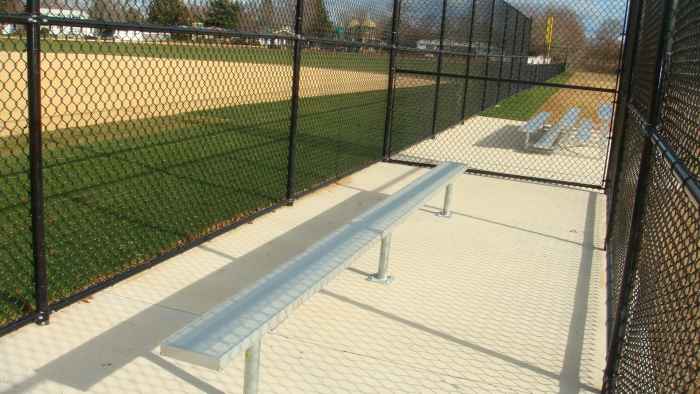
160,161,468,371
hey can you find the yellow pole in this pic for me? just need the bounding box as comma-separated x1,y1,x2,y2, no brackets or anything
546,17,554,59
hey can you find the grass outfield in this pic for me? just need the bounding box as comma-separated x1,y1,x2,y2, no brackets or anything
480,72,574,121
0,83,446,324
0,38,470,75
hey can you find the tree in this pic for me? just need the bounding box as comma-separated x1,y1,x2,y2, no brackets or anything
124,7,143,23
89,0,125,21
204,0,241,29
584,18,623,73
1,0,22,14
529,7,586,66
258,0,274,31
304,0,331,38
147,0,192,26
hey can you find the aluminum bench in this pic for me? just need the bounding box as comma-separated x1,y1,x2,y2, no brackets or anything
575,119,594,143
598,103,613,120
599,103,614,135
559,107,582,128
532,108,582,150
520,111,551,149
533,124,563,150
160,161,469,394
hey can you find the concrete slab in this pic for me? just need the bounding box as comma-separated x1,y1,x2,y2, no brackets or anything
0,162,606,393
393,116,609,186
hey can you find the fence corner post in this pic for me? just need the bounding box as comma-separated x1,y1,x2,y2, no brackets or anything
26,0,49,326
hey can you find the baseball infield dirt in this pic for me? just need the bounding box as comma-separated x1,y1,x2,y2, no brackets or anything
0,51,428,137
537,72,617,124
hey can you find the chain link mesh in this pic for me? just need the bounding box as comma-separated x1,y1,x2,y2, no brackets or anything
294,41,388,192
605,0,700,390
0,36,33,327
39,36,292,301
630,0,662,116
388,0,622,188
607,114,644,334
615,148,700,392
656,0,700,180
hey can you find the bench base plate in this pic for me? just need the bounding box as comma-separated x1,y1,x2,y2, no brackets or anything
367,274,396,285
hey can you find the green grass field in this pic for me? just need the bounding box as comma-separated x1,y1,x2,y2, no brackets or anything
0,83,448,325
0,44,547,325
480,72,574,120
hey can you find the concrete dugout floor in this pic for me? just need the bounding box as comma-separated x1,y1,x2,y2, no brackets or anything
0,162,606,393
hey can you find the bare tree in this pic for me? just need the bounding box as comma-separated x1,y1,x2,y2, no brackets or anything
584,18,623,73
529,6,586,67
258,0,274,30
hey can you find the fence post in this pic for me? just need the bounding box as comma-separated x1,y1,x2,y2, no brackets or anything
460,0,478,121
602,0,678,390
480,0,497,111
516,18,527,93
382,0,401,157
603,0,643,349
605,0,644,243
495,5,509,103
286,0,305,205
507,10,519,97
430,0,449,137
26,0,49,326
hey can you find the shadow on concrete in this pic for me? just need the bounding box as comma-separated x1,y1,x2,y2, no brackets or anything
473,124,560,154
8,170,600,393
558,192,597,393
8,169,424,392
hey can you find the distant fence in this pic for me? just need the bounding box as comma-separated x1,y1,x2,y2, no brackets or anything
0,0,567,334
603,0,700,391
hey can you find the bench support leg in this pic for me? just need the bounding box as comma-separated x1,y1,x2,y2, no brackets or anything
525,133,530,150
367,233,395,285
436,182,454,218
244,340,261,394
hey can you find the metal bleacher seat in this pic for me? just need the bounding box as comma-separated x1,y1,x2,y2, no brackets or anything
532,108,581,150
520,112,551,149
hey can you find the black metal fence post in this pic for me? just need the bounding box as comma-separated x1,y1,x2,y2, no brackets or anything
495,5,509,102
480,0,497,111
286,0,305,205
604,2,642,258
507,10,519,97
26,0,49,325
602,0,679,390
604,0,643,249
516,18,527,93
383,0,401,157
431,0,449,137
460,0,478,121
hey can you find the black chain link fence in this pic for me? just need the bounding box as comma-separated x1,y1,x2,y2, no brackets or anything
0,0,579,334
604,0,700,391
387,0,623,189
4,0,700,389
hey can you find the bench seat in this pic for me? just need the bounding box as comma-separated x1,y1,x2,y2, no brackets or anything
533,124,563,150
575,119,594,143
520,112,552,148
160,161,468,371
598,103,613,120
559,107,582,127
520,112,552,133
